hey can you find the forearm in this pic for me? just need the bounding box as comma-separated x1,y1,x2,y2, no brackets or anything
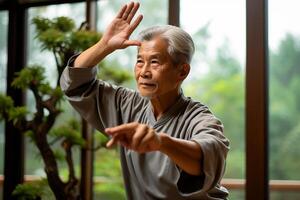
159,133,203,176
74,39,113,68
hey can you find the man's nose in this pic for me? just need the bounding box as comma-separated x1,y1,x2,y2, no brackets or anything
140,63,151,78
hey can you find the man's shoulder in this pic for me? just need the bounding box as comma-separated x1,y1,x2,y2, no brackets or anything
183,96,210,113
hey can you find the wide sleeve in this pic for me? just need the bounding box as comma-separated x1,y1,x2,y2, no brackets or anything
187,109,229,196
59,55,136,133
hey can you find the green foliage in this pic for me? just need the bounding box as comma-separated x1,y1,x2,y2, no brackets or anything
11,65,61,103
94,148,122,179
0,94,28,124
94,182,126,200
50,119,85,147
8,107,28,125
212,41,242,77
38,28,66,51
32,17,52,34
270,33,300,86
94,148,125,199
52,149,66,162
94,131,109,148
11,65,47,90
25,130,35,143
32,16,100,54
0,94,14,120
224,150,245,178
192,22,211,57
52,87,64,99
228,190,245,200
269,34,300,180
12,180,54,200
0,15,135,199
12,183,42,200
33,16,75,51
70,30,101,52
98,61,132,85
52,17,75,33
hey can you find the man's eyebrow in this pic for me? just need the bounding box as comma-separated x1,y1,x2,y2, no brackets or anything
137,53,162,58
150,54,161,58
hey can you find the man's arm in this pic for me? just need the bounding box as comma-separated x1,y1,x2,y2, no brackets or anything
159,133,203,176
74,1,143,68
105,122,203,176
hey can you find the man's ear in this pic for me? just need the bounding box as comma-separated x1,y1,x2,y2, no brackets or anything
178,63,190,81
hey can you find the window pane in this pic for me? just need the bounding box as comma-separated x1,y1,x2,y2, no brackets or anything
269,0,300,197
26,3,85,177
94,0,168,198
0,11,8,175
181,0,246,197
270,191,300,200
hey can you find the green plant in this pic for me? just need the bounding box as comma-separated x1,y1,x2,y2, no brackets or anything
0,16,130,199
12,179,54,200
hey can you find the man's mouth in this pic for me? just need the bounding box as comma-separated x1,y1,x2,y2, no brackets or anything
140,82,155,86
139,82,157,88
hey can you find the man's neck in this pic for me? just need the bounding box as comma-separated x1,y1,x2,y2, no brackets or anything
150,90,181,120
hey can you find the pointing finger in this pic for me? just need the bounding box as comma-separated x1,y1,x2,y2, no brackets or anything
105,122,139,135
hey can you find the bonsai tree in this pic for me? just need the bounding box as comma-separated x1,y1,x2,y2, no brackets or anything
0,16,131,199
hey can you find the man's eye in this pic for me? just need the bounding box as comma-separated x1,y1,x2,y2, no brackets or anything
151,60,159,64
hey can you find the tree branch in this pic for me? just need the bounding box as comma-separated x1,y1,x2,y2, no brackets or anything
30,84,44,124
62,140,79,198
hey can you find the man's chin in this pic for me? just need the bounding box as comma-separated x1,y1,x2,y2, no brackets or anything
139,92,154,99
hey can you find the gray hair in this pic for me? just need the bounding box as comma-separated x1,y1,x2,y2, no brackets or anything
137,25,195,65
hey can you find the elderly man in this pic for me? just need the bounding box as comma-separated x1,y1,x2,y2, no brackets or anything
60,1,229,199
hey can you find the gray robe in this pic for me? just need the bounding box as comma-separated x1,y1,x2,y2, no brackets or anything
60,56,230,199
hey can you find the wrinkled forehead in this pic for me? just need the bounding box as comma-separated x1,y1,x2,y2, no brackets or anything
137,37,169,56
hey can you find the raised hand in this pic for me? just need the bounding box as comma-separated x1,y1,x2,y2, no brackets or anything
74,1,143,68
101,1,143,51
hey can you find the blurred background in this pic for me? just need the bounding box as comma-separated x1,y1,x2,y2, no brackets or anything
0,0,299,199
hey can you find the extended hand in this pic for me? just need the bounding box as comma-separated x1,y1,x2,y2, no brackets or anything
106,122,162,153
101,1,143,51
106,122,203,175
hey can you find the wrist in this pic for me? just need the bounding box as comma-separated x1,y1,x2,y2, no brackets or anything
158,133,171,153
95,39,114,56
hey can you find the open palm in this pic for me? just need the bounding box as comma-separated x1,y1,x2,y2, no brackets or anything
101,2,143,50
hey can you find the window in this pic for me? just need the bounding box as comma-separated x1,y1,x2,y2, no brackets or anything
181,0,246,199
0,11,8,94
0,11,8,196
269,0,300,199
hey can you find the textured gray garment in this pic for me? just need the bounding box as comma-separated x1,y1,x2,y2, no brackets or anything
60,57,230,200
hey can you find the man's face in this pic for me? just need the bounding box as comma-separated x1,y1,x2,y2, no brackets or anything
134,37,181,99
